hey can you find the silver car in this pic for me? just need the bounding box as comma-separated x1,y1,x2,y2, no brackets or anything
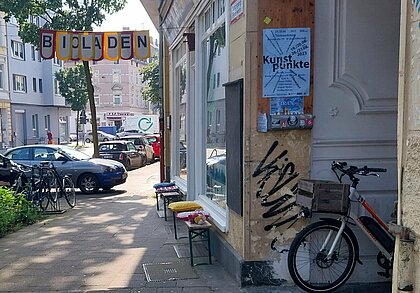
4,145,128,194
84,130,116,143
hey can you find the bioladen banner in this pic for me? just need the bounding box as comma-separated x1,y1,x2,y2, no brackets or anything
40,29,150,61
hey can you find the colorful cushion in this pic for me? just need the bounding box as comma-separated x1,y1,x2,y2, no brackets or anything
168,201,202,212
153,182,176,189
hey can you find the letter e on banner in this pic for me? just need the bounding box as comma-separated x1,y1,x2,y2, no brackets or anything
104,32,120,60
56,31,72,60
40,29,55,59
120,31,133,60
134,31,150,59
93,33,104,61
80,32,94,60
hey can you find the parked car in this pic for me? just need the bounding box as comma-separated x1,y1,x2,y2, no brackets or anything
98,141,145,170
144,134,160,160
0,153,23,187
119,135,154,163
84,130,116,143
116,129,145,138
4,145,128,194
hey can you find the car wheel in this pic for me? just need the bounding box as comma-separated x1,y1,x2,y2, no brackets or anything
79,173,99,194
103,138,109,142
85,138,91,143
126,160,132,171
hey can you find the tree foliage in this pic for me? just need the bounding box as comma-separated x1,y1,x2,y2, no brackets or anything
140,57,160,106
55,64,88,112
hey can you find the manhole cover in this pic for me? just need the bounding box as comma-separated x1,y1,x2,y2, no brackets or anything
173,243,208,258
143,262,198,282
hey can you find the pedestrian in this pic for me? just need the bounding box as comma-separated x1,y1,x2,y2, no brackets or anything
47,130,53,144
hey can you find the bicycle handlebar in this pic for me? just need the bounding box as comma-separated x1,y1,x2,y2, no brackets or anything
332,161,387,181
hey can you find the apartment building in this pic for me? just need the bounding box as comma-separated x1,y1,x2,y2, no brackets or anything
7,16,71,146
0,12,11,148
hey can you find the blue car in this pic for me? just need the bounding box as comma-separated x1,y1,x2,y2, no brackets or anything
4,145,128,194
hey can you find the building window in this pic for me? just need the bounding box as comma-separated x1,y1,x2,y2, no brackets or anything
32,114,39,137
11,40,25,60
113,95,122,105
112,70,121,83
32,77,37,92
39,79,43,93
54,78,60,94
37,50,41,62
53,57,61,66
31,45,36,61
44,115,50,131
0,65,3,89
12,74,27,92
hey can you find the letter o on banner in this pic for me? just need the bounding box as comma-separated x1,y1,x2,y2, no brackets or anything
40,30,55,59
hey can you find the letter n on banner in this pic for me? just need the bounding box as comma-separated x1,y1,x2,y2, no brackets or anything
80,32,94,60
56,31,72,60
134,31,150,59
40,29,55,59
120,31,133,60
93,33,104,61
104,32,120,60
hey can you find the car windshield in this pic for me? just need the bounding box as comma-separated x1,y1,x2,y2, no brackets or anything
58,147,91,160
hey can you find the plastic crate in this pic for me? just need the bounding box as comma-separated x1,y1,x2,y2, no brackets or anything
296,179,350,214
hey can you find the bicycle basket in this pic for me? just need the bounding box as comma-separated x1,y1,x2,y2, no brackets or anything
295,179,350,214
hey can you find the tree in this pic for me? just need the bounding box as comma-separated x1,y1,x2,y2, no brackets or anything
140,57,160,107
55,64,88,146
0,0,127,157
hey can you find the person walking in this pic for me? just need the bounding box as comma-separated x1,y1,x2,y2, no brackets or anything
47,130,53,144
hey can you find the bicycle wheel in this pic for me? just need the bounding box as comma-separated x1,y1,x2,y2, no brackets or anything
63,176,76,208
38,180,50,211
288,220,357,292
46,169,60,203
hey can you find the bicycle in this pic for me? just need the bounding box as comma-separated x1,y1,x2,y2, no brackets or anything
287,161,395,292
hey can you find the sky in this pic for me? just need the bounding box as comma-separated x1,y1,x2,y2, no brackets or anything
95,0,159,41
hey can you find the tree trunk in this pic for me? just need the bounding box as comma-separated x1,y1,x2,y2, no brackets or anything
82,60,99,157
76,110,80,147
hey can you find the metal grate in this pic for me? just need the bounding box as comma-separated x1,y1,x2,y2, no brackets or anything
143,262,198,282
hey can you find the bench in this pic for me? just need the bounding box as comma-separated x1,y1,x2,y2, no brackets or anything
153,182,183,220
168,201,203,239
184,220,212,266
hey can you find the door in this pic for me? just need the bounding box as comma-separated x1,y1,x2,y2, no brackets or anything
312,0,399,282
14,112,25,146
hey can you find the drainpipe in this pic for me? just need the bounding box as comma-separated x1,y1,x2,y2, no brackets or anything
158,5,165,182
393,1,415,292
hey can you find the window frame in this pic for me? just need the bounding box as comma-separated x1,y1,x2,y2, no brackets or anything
11,40,25,60
13,74,27,93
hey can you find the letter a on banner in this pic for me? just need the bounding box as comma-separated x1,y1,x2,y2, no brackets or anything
104,32,120,60
134,31,150,59
40,29,55,59
56,31,72,60
93,33,104,61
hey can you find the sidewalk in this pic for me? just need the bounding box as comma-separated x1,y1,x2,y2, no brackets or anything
0,162,299,293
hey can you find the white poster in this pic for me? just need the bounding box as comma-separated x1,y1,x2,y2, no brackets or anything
262,28,310,97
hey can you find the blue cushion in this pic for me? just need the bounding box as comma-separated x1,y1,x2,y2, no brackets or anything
153,182,176,189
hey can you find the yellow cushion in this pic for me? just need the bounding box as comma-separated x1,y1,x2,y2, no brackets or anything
168,201,202,212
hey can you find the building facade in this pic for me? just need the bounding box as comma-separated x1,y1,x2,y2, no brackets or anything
142,0,405,288
6,16,71,146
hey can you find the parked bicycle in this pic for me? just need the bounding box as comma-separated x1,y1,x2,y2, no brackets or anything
288,161,394,292
13,161,76,210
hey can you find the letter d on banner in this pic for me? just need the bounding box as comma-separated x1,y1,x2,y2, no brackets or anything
40,29,55,59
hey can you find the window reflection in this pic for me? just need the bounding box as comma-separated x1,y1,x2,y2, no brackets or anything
177,59,187,180
204,23,227,209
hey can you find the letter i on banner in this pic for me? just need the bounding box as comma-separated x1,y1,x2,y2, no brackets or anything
40,29,55,59
120,31,133,60
104,32,120,60
56,31,72,60
93,33,104,61
71,32,80,61
134,31,150,59
80,32,94,60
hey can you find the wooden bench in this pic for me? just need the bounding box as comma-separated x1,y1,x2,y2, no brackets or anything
185,220,212,266
168,201,203,239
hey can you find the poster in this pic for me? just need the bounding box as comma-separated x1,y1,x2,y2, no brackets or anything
270,97,304,115
262,28,310,97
